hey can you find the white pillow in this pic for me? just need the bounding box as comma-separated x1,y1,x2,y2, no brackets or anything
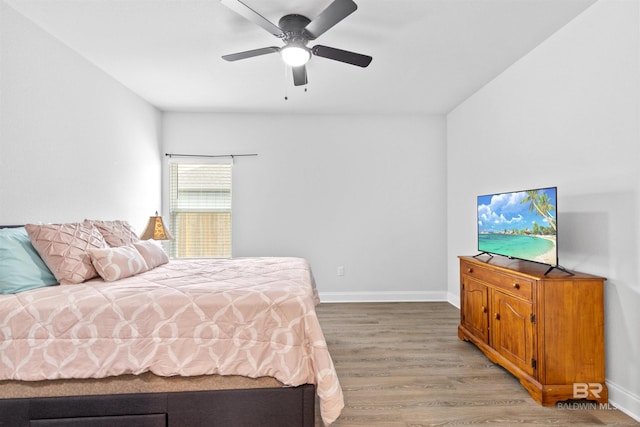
133,240,169,269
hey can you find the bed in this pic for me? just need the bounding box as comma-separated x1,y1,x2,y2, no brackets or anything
0,222,343,426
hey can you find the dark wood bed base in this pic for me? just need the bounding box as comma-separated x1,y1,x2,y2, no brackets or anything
0,225,316,427
0,384,315,427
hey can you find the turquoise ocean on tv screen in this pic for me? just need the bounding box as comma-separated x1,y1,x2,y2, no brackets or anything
479,234,554,261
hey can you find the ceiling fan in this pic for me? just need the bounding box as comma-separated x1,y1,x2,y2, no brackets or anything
221,0,372,86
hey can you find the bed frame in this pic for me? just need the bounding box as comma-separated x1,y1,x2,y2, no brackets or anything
0,225,316,427
0,384,315,426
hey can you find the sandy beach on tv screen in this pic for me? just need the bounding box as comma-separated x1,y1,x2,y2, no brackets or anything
535,235,557,265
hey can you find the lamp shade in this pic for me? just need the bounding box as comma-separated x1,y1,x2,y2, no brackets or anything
281,45,311,66
140,212,174,240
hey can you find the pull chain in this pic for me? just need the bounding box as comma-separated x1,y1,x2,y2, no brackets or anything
284,66,290,100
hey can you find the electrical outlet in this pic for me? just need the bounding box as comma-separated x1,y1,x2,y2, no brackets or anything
337,266,344,276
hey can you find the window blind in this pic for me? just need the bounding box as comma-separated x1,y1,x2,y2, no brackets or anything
168,162,232,258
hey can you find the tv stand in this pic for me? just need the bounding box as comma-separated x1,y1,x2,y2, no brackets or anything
472,252,493,260
458,256,607,406
543,264,574,276
473,253,574,276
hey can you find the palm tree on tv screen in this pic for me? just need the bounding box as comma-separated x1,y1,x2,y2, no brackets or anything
522,190,556,231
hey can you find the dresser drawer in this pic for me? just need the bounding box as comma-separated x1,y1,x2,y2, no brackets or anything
461,260,533,300
30,414,166,427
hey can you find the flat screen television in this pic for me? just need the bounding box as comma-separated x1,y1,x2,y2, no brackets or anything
477,186,558,269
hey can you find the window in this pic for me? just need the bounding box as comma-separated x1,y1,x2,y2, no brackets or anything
168,162,232,258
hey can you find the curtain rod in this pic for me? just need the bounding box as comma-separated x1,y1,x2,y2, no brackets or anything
165,153,258,159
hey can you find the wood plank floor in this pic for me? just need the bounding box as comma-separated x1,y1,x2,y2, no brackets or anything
314,302,638,426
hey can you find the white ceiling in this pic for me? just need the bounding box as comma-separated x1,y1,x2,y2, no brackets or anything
5,0,597,114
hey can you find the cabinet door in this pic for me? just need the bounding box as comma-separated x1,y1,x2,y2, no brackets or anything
492,291,535,376
461,277,489,343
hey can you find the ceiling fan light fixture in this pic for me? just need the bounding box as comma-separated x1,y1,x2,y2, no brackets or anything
221,0,372,85
281,45,311,66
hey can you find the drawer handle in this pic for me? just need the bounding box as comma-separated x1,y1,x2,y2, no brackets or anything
467,268,473,273
481,306,487,313
494,313,500,320
513,283,520,289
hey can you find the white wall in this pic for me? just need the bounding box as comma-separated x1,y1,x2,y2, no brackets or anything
447,0,640,419
0,2,162,232
163,112,447,301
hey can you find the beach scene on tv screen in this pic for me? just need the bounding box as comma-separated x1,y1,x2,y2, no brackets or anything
477,188,557,265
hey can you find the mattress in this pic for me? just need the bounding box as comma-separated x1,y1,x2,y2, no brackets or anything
0,371,283,399
0,257,343,425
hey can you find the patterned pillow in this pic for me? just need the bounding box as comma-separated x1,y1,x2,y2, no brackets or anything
25,223,108,285
133,240,169,269
84,219,139,247
88,245,149,282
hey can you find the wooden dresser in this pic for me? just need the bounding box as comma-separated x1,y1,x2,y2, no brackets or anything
458,255,607,405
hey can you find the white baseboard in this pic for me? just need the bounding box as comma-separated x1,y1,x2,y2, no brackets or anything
317,291,448,303
608,380,640,422
447,292,460,308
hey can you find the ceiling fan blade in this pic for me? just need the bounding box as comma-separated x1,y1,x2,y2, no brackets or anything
312,45,372,67
222,46,280,61
304,0,357,39
221,0,284,37
292,65,308,86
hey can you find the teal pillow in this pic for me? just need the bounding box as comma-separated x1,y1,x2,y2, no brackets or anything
0,227,58,294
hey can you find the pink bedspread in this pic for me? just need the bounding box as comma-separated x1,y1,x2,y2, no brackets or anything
0,257,343,425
